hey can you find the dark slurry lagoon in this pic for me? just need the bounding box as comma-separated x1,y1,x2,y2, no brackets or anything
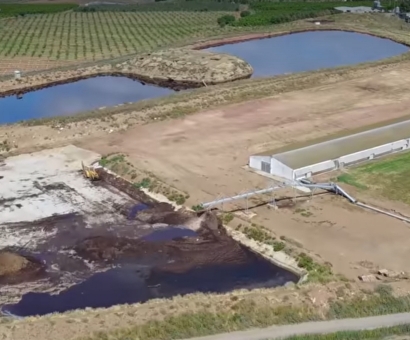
1,31,407,124
2,250,296,317
0,169,299,318
206,31,409,77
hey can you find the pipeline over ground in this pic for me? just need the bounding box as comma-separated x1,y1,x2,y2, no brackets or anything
201,179,410,224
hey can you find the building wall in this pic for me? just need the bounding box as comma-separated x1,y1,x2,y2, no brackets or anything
293,160,337,180
250,138,410,181
293,138,410,179
338,139,410,166
249,155,272,172
270,157,294,179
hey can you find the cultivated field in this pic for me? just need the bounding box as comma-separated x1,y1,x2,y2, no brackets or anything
0,11,228,60
0,5,405,76
0,9,237,75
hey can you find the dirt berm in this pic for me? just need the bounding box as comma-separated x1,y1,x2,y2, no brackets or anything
0,49,253,96
0,251,44,285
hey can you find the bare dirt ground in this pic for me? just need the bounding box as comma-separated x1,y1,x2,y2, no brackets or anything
71,63,410,281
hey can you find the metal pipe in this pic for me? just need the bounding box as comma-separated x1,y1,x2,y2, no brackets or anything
201,179,410,224
334,184,357,203
201,185,284,208
295,181,357,203
356,202,410,223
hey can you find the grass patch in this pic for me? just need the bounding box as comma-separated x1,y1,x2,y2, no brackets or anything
295,208,314,217
297,253,332,283
283,324,410,340
336,151,410,204
235,223,331,282
83,300,321,340
336,174,368,190
222,212,234,224
83,285,410,340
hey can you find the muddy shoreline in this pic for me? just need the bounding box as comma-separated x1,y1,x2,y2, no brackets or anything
192,27,410,50
0,71,252,99
0,49,253,98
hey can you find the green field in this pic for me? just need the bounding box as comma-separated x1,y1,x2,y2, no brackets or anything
0,3,78,17
0,0,387,62
0,11,232,60
231,1,373,27
74,1,242,12
337,151,410,204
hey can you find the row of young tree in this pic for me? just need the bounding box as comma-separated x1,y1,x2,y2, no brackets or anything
216,0,403,27
0,3,77,17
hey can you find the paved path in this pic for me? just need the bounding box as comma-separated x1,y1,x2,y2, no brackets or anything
186,313,410,340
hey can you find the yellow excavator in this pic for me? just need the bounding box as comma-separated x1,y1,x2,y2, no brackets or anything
81,162,99,181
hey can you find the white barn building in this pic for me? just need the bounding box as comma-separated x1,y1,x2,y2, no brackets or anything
249,120,410,181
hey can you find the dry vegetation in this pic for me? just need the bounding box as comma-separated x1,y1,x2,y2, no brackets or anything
282,325,410,340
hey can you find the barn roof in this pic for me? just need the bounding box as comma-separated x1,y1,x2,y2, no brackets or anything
270,119,410,169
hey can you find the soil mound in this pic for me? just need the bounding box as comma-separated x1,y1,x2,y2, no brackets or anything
120,49,253,89
0,251,44,284
0,48,253,97
0,251,29,275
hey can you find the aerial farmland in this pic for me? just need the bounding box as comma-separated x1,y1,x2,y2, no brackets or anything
1,1,410,340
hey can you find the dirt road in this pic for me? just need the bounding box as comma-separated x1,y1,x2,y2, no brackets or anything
186,313,410,340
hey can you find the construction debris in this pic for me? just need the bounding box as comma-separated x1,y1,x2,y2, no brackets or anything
358,274,378,282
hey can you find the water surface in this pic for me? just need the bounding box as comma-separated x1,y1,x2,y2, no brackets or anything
2,31,397,124
0,76,173,124
206,31,409,77
2,248,298,317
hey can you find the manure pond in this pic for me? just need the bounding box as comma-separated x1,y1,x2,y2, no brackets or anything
0,76,174,124
205,31,409,77
1,223,299,318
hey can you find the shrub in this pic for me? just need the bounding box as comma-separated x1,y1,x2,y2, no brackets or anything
240,10,250,17
217,14,235,27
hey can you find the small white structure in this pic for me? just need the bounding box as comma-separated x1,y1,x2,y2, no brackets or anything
249,120,410,181
14,70,21,80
